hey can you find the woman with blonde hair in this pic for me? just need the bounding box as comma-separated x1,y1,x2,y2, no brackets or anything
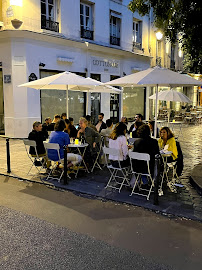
158,127,178,161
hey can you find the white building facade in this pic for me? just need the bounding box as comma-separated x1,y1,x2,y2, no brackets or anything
0,0,186,138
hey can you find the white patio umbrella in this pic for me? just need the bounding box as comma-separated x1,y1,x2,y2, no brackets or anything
19,71,122,116
149,89,192,122
105,66,202,137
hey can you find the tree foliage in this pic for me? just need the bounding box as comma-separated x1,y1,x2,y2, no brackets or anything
128,0,202,74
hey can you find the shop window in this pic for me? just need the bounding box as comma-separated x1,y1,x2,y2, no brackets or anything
110,75,120,123
110,11,121,46
80,2,94,40
41,0,59,32
40,71,85,124
132,20,142,50
123,87,145,121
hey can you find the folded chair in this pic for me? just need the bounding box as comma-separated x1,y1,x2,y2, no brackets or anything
91,136,104,172
23,139,46,176
103,147,130,193
43,142,71,182
129,151,154,200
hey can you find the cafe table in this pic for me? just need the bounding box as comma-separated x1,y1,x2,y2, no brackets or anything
168,121,184,139
68,142,89,177
159,150,173,193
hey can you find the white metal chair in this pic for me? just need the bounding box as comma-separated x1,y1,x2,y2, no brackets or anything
129,151,154,200
43,142,71,182
23,139,46,176
103,147,130,193
91,136,104,173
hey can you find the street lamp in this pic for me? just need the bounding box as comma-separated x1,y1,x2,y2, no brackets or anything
155,31,163,66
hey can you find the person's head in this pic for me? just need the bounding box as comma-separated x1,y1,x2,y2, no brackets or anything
64,119,70,129
45,117,51,125
79,117,88,130
69,117,74,125
135,114,143,122
33,121,42,132
110,122,127,140
148,120,155,131
137,124,150,139
106,119,113,128
98,113,104,122
121,116,128,125
85,115,92,123
53,114,61,122
61,113,67,120
160,127,174,141
54,119,66,131
134,121,144,130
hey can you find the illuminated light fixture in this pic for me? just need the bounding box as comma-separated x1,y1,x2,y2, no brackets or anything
39,62,45,67
156,31,163,41
179,50,183,58
10,0,23,7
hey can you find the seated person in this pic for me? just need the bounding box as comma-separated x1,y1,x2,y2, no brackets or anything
148,120,159,138
132,121,144,138
158,127,178,162
85,115,97,131
100,119,113,147
48,120,82,168
109,122,129,168
128,114,143,133
64,119,78,139
61,113,67,120
121,116,128,132
96,113,107,133
47,114,61,131
132,124,160,177
42,117,52,138
28,121,46,165
69,117,74,126
77,117,101,167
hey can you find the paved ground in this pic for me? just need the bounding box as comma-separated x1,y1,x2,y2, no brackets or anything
1,176,202,270
0,123,202,221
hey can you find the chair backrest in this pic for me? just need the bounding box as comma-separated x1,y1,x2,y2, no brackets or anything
103,146,120,157
43,142,61,162
129,151,150,161
23,139,36,147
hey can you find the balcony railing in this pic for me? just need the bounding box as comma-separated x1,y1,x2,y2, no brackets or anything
41,18,59,32
80,28,94,40
132,41,142,51
110,36,120,46
156,57,162,67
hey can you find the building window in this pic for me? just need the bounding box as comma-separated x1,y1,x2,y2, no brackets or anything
41,0,59,32
132,20,142,50
80,2,94,40
110,12,121,46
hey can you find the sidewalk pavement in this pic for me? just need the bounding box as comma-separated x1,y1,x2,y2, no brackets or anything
0,123,202,221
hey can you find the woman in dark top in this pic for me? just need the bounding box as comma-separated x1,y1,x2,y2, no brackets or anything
64,119,78,139
133,124,160,177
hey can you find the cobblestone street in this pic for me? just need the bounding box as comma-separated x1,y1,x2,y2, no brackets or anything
0,123,202,220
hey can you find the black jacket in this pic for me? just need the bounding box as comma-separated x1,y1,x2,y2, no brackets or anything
132,137,160,176
28,130,46,155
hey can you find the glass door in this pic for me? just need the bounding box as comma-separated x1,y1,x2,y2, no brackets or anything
90,74,101,124
110,75,120,123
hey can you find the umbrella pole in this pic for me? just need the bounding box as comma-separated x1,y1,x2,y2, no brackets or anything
86,92,89,115
154,84,158,138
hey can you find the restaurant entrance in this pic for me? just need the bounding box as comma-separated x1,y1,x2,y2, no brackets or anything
0,69,4,134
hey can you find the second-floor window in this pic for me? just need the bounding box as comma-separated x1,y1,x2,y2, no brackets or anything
80,2,93,40
41,0,59,32
132,20,142,50
110,12,121,46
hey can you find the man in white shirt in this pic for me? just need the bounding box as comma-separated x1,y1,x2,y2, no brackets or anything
96,113,107,133
100,119,113,147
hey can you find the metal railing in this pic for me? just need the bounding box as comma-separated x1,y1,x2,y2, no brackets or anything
41,18,59,32
156,57,162,67
81,28,94,40
110,36,120,46
132,41,142,51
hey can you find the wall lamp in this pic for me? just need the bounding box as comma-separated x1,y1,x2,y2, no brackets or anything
39,62,46,67
123,72,126,76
